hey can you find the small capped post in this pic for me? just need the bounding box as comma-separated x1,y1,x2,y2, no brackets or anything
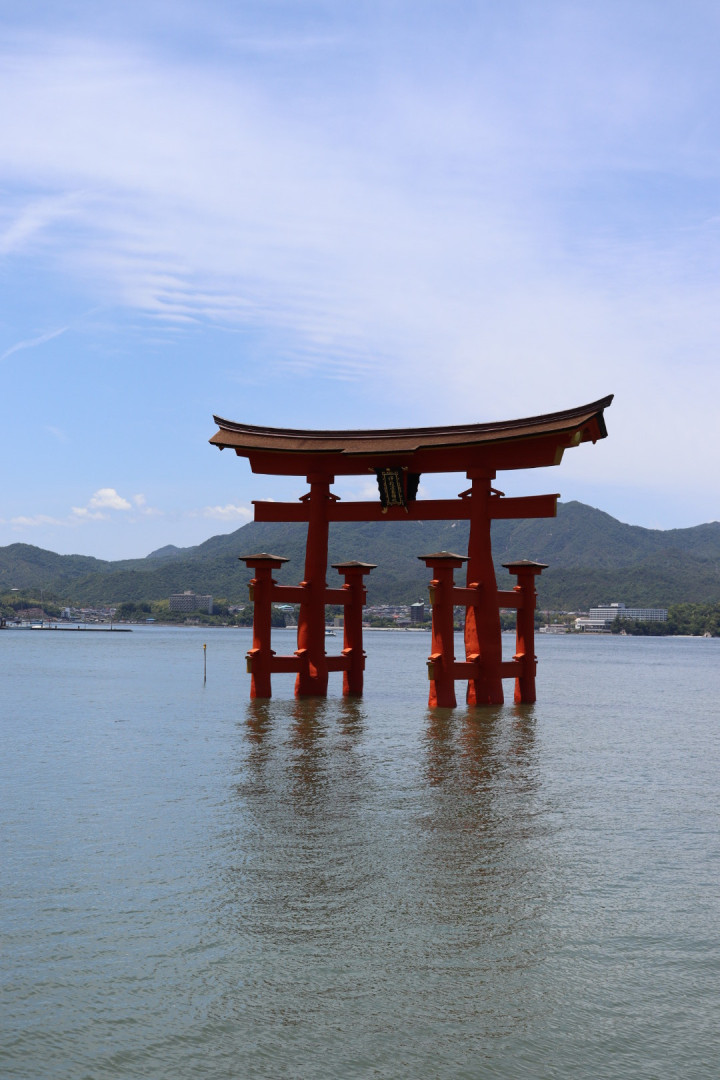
502,559,547,704
239,553,289,699
332,561,376,696
418,551,467,708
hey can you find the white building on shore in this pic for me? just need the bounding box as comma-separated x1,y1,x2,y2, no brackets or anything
575,602,667,631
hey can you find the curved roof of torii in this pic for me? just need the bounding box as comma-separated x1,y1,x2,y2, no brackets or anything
210,394,613,476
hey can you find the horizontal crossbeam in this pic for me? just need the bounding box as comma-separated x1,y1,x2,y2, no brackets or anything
245,651,357,675
268,584,307,604
326,655,352,672
451,585,483,606
245,651,305,674
252,493,559,524
267,583,355,606
452,659,527,680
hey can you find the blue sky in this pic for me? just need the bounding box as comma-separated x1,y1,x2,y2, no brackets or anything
1,0,719,559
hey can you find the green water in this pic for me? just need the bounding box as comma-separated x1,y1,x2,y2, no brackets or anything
2,628,718,1078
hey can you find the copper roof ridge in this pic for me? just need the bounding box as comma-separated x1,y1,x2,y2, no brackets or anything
212,394,613,441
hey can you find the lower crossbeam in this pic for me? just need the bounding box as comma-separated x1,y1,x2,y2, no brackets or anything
452,659,527,680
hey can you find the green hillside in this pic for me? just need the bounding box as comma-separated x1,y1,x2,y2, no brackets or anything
0,544,113,590
2,501,719,609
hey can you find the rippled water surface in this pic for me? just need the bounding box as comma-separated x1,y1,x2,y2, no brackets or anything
2,628,719,1079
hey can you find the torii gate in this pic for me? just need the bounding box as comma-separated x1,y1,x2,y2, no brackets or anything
210,395,612,707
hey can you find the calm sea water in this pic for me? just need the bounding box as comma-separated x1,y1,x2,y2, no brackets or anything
2,627,719,1079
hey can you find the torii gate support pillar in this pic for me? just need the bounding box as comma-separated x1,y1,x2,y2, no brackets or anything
333,561,376,696
241,553,289,699
503,560,547,704
419,552,467,708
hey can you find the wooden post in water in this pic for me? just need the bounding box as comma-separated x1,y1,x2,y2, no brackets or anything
240,553,289,699
465,474,504,705
502,560,547,704
419,551,467,708
295,476,333,697
332,561,376,696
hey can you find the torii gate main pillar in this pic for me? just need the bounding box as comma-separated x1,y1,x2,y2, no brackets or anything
464,473,504,705
295,475,333,697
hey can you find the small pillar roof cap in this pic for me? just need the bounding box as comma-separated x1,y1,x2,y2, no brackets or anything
502,559,548,571
239,552,289,563
417,550,468,563
331,560,377,570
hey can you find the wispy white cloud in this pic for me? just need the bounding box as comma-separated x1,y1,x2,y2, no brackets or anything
12,488,163,534
334,478,378,502
227,33,344,55
71,488,133,520
0,22,716,402
200,504,253,521
11,513,67,528
132,494,163,516
45,425,68,442
88,488,132,511
0,326,68,365
70,507,108,521
0,191,86,256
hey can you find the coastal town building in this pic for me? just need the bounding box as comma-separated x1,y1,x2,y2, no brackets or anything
410,601,425,623
575,601,667,631
169,590,214,614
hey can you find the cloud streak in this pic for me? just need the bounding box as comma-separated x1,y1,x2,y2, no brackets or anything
0,191,86,256
0,21,717,402
200,504,253,521
8,489,162,537
0,326,68,365
88,488,132,511
10,514,67,528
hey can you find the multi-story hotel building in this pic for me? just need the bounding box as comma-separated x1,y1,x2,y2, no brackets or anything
575,602,667,631
169,590,214,614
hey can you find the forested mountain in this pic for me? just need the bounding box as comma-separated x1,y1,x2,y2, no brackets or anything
2,501,719,609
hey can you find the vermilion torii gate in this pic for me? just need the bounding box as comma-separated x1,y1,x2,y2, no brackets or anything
210,395,612,707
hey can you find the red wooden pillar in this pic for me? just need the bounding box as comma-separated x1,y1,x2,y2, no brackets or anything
295,474,333,697
332,560,376,696
502,559,547,704
419,551,467,708
239,553,289,699
464,473,504,705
